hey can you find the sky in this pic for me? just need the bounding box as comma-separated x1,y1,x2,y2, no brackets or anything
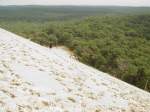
0,0,150,6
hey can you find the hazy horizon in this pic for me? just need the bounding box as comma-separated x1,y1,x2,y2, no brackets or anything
0,5,150,7
0,0,149,6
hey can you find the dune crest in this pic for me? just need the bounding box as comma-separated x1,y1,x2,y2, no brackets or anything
0,28,150,112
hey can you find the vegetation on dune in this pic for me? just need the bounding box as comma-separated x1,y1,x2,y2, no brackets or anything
0,6,150,91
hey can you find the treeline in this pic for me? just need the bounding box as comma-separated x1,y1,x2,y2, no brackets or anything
0,15,150,92
1,6,150,22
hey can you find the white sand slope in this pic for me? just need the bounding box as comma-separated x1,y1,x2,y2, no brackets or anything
0,28,150,112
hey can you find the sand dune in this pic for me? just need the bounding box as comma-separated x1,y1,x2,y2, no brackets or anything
0,28,150,112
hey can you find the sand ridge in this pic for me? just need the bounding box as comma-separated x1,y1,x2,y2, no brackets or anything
0,28,150,112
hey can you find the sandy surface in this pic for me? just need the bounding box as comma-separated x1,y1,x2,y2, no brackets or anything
0,28,150,112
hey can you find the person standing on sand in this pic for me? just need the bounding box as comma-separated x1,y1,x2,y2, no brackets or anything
49,42,53,48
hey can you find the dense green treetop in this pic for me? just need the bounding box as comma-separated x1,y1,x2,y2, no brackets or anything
0,6,150,91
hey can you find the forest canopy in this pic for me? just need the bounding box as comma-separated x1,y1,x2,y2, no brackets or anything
0,6,150,91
